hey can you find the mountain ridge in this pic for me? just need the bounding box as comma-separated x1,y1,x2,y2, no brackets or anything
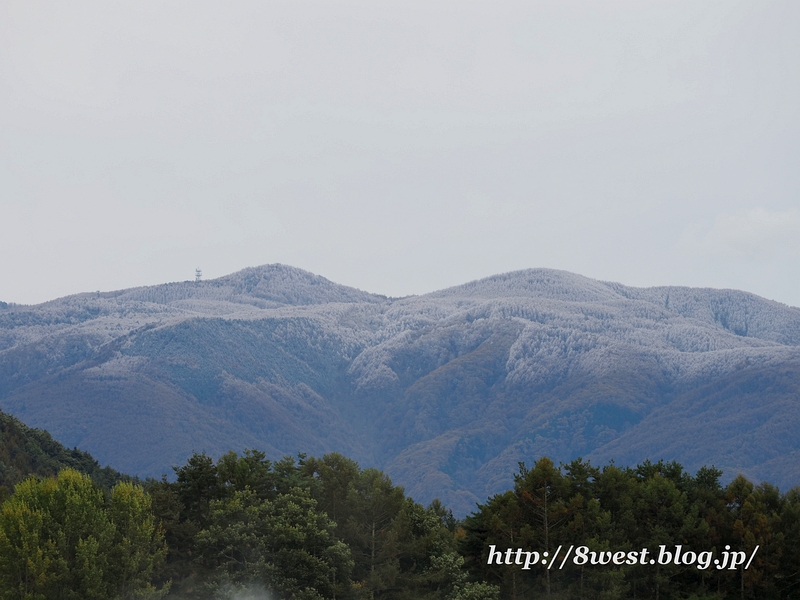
2,264,799,515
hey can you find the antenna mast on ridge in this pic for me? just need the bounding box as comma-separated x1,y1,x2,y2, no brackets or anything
195,268,202,282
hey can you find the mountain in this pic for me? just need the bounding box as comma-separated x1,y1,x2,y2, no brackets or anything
2,264,799,515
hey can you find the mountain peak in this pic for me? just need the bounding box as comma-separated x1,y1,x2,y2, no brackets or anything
104,263,384,307
426,268,622,302
213,264,385,305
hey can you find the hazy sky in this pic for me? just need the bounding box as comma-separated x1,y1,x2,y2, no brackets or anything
2,1,798,306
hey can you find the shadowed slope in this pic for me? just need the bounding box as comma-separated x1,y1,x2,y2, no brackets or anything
0,409,126,500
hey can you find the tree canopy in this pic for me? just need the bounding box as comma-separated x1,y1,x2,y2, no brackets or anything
0,468,166,600
3,447,799,599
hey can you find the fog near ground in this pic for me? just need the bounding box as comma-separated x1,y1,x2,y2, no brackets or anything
1,1,798,306
206,583,273,600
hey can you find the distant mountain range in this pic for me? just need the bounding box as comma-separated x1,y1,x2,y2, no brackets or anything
2,264,799,515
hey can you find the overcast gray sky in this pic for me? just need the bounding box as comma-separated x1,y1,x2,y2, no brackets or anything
2,1,798,306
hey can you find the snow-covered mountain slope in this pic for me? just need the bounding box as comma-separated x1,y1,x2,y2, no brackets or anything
2,265,799,515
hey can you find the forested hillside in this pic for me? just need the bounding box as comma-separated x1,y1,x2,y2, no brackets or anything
0,409,127,501
2,426,798,599
2,264,800,515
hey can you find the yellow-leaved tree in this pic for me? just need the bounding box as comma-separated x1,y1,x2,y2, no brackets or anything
0,468,167,600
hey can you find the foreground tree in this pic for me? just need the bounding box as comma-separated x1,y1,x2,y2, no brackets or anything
0,468,166,600
195,486,353,599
